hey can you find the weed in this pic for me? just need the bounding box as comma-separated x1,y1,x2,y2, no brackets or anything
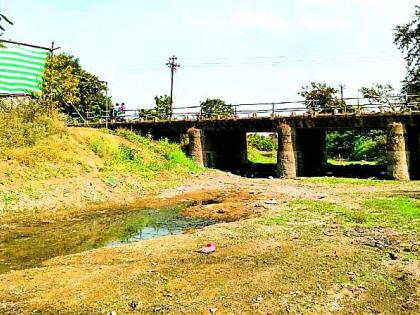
288,197,419,231
2,192,18,205
262,214,289,225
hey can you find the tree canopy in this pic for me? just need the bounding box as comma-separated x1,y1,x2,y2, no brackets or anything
42,53,110,120
298,83,346,112
394,5,420,95
200,98,234,118
137,95,171,120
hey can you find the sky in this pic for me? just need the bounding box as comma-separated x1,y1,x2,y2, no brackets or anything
0,0,418,110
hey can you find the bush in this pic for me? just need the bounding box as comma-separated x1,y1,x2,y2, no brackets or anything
0,98,65,150
326,130,386,163
248,133,277,151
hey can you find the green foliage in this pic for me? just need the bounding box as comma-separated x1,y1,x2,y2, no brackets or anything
248,147,277,164
89,129,201,179
351,134,386,163
289,197,420,231
0,98,65,150
262,214,289,225
154,95,171,119
42,53,111,119
200,98,234,118
247,133,277,151
326,130,386,162
326,131,358,159
394,5,420,95
359,84,394,103
137,95,171,120
359,84,402,111
298,82,346,112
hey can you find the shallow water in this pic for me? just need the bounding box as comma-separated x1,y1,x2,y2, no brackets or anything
0,203,217,274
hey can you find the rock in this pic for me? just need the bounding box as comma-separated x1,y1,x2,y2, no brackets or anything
268,176,274,179
364,240,386,249
264,199,277,205
128,301,138,311
323,230,334,237
389,252,398,260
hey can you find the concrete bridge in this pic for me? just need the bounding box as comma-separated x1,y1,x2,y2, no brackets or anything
91,111,420,181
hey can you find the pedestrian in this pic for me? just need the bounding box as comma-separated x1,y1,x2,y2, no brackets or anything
120,102,126,120
110,103,117,120
114,103,120,118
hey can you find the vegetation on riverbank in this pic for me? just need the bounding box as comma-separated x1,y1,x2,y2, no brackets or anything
0,103,201,214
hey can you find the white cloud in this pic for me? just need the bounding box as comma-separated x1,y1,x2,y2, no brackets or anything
232,10,290,31
298,15,351,31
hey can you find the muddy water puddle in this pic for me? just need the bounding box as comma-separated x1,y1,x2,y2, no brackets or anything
0,202,217,274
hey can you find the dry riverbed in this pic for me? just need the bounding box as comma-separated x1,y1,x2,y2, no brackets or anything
0,171,419,314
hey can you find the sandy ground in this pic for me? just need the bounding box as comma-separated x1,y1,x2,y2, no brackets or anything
0,171,419,314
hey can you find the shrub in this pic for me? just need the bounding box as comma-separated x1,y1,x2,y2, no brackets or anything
0,98,65,150
326,130,386,163
248,133,277,151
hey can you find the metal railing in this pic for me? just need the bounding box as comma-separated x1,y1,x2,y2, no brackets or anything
72,94,420,124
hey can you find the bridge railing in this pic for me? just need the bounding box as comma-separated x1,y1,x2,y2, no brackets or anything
79,94,420,123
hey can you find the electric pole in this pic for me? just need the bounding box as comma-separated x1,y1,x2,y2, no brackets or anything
166,55,180,119
339,84,346,102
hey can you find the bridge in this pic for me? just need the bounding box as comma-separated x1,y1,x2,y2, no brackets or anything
84,95,420,181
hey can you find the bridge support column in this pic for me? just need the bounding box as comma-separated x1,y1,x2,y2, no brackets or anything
387,122,410,180
277,123,297,178
187,127,205,167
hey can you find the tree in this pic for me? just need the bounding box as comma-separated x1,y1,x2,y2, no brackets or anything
359,84,401,111
394,5,420,96
154,95,171,119
200,98,234,118
0,14,12,35
42,53,110,119
298,82,346,113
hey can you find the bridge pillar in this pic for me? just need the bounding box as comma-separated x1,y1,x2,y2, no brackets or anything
187,127,205,167
387,122,410,180
277,123,297,178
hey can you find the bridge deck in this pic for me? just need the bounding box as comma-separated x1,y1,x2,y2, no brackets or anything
85,112,420,133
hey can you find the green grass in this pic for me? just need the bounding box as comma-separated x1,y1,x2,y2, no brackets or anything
302,177,391,186
262,214,290,225
287,197,420,231
247,147,276,164
87,129,202,180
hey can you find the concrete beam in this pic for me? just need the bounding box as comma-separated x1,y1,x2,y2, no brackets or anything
386,122,410,180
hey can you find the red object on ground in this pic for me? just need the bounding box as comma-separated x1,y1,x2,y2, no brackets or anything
196,242,216,254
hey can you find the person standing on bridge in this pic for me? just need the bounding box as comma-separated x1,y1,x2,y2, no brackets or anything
120,102,126,120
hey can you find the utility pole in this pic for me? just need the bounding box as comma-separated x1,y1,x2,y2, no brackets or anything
339,84,346,102
166,55,180,119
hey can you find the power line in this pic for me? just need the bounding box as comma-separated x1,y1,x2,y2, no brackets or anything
166,55,180,118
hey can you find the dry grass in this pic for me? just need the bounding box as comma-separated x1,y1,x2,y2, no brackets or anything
0,175,418,314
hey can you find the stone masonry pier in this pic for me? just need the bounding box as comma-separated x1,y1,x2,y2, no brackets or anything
94,113,420,180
